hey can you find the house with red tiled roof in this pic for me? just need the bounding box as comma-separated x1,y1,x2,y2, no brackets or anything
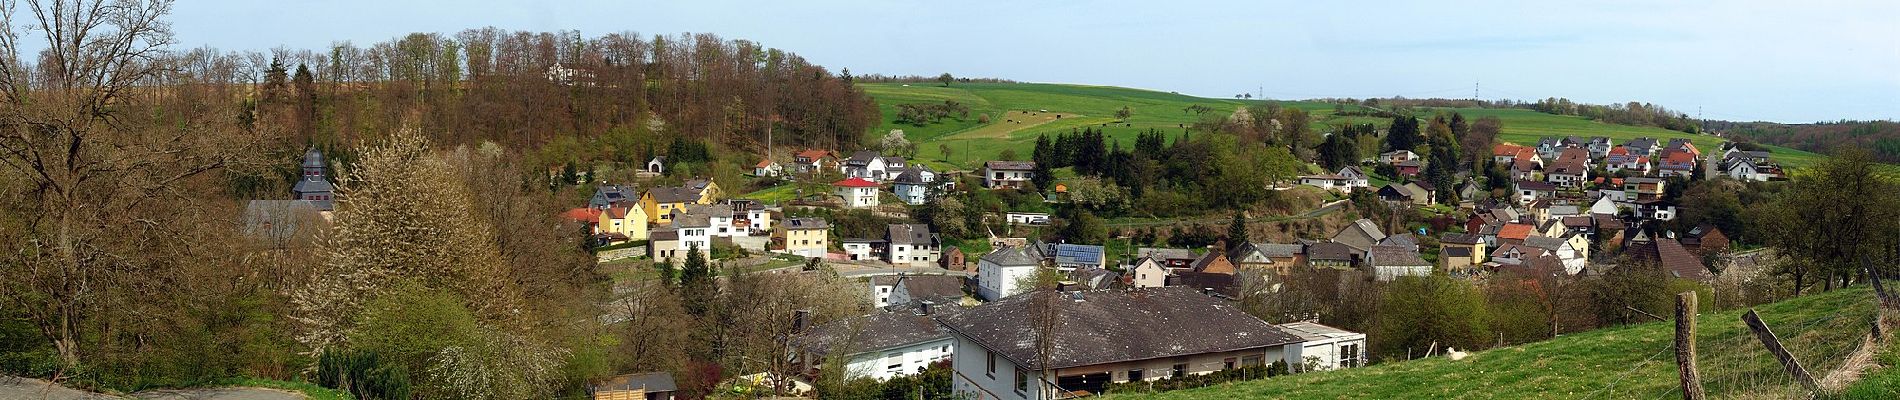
793,149,835,174
1656,150,1699,178
562,208,603,233
1497,223,1535,246
753,158,783,177
834,177,881,208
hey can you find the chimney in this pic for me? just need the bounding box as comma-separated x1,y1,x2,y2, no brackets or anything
792,309,812,333
1202,287,1215,296
918,301,935,316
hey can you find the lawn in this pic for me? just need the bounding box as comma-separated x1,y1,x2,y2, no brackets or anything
862,82,1894,174
1107,287,1881,399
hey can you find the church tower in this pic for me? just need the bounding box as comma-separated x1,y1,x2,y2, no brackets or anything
292,148,336,210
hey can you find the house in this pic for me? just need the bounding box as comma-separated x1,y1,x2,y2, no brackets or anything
730,200,774,233
1534,137,1567,159
975,245,1043,301
292,148,338,211
592,372,677,400
1604,147,1651,175
646,156,666,174
1623,177,1666,201
1004,212,1051,226
1487,242,1550,267
887,224,943,267
1069,267,1123,291
1633,199,1678,221
1127,256,1170,288
796,307,955,381
888,275,968,308
1227,242,1305,276
1628,238,1709,281
675,204,741,238
1681,224,1730,257
1512,180,1559,205
1363,245,1432,281
835,177,881,208
1046,243,1107,270
1656,150,1699,178
1138,248,1200,270
1172,271,1240,298
892,168,938,205
592,184,639,209
843,238,885,261
1586,137,1614,159
599,206,649,241
1589,196,1621,215
983,161,1037,189
1376,183,1432,206
1623,137,1661,157
942,246,969,271
1306,242,1355,269
1331,218,1388,253
794,149,834,174
1439,233,1486,273
1298,166,1370,193
1188,251,1238,275
1393,159,1423,176
1721,157,1783,182
1496,223,1535,246
1378,150,1418,164
650,214,712,264
941,287,1311,399
640,179,721,223
870,275,903,308
1523,236,1585,274
1544,148,1591,189
842,151,892,181
562,207,604,234
1278,322,1368,371
1492,144,1541,170
776,218,830,258
753,159,783,177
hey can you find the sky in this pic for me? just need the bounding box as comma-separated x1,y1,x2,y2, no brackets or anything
167,0,1899,123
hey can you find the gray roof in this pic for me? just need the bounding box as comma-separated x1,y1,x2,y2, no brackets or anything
798,309,956,356
980,245,1042,266
1069,267,1121,290
646,186,702,204
1379,233,1419,249
1441,233,1481,245
845,150,881,166
672,213,712,228
888,224,936,246
597,372,677,393
936,287,1303,370
1247,243,1304,258
1307,241,1355,261
1524,236,1571,251
1367,245,1431,267
242,200,324,241
985,160,1036,170
1138,247,1198,261
784,217,830,230
895,275,967,304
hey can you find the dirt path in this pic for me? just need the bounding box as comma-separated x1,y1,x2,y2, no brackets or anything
0,377,308,400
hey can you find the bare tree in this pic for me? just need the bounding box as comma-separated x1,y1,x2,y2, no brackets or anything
0,0,271,370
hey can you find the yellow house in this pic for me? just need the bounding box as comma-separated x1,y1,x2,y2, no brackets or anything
776,217,830,258
641,179,722,224
597,206,648,241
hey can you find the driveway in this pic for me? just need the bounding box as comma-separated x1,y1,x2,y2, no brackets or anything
0,377,308,400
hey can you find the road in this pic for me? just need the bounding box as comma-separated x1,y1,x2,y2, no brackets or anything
1104,199,1349,227
1,377,307,400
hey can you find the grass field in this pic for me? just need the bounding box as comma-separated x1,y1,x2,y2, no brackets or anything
861,82,1874,173
1106,287,1881,399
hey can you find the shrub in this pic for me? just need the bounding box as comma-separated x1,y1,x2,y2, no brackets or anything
1104,362,1289,394
316,349,413,400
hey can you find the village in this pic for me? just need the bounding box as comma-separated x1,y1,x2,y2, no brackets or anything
505,126,1792,399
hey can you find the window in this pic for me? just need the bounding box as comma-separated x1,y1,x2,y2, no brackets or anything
1340,344,1362,368
1127,369,1144,382
1242,355,1264,367
1171,363,1187,378
1014,368,1029,393
1223,358,1237,370
986,351,996,377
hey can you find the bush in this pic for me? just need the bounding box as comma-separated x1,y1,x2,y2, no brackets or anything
316,349,413,400
1104,362,1289,394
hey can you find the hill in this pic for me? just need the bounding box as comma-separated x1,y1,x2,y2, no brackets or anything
1104,287,1883,399
860,83,1836,172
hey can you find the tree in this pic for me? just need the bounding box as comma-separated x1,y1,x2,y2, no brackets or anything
1115,106,1133,121
681,243,715,316
1753,147,1900,292
1062,210,1109,245
1374,275,1490,359
937,72,953,87
1464,116,1502,168
1422,117,1461,203
1227,211,1250,247
1386,116,1421,152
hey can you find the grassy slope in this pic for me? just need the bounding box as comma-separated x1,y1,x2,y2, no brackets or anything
861,82,1851,172
1108,287,1877,399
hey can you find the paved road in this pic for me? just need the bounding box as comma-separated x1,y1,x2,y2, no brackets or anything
1,377,306,400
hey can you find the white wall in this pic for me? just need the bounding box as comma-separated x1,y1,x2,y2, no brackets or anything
977,261,1035,301
951,336,1039,400
842,338,954,381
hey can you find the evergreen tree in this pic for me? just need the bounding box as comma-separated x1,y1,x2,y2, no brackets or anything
680,244,714,317
1424,118,1461,203
1031,134,1057,189
1387,116,1421,152
1226,210,1250,248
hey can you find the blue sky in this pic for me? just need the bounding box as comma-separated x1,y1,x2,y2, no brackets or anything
171,0,1898,123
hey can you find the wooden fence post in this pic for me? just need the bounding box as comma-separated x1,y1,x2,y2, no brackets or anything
1675,292,1705,400
1741,309,1821,394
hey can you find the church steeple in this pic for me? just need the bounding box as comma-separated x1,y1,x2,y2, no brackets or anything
292,147,336,210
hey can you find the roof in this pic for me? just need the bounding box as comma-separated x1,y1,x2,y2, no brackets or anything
1173,272,1238,297
1367,245,1431,267
1276,322,1363,342
1524,236,1571,251
796,149,831,160
985,160,1036,170
893,167,931,184
980,245,1042,267
1138,247,1198,261
1306,241,1355,261
888,224,936,246
1443,246,1473,257
1050,243,1106,266
1634,239,1710,281
1441,233,1481,245
936,287,1303,370
1069,267,1122,290
1379,233,1419,250
1248,243,1304,258
597,372,678,393
798,309,956,356
1498,224,1536,240
562,207,603,223
833,177,880,188
844,150,881,165
645,186,702,204
783,217,830,230
755,159,777,168
896,275,967,305
650,230,679,241
1515,180,1559,192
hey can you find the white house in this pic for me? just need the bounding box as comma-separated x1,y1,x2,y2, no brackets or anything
1378,150,1417,164
1523,236,1586,274
939,287,1317,399
1004,212,1051,226
1277,322,1367,371
892,168,938,205
835,177,881,208
842,151,892,181
743,203,774,233
753,159,783,177
887,224,941,267
1126,256,1169,288
675,204,741,238
797,307,956,381
983,161,1036,189
1297,166,1369,193
975,246,1042,301
843,239,884,262
646,156,666,174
